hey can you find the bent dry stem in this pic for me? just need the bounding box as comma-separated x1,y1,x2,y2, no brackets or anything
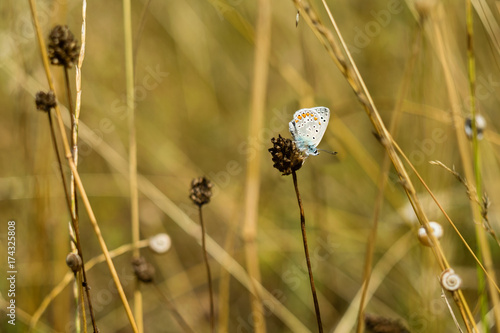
292,170,323,332
199,205,215,332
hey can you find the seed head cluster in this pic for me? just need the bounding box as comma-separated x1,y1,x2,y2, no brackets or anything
35,91,57,112
268,135,304,175
48,25,80,68
190,177,213,206
132,256,155,283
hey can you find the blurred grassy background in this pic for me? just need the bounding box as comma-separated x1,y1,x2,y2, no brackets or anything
1,0,500,332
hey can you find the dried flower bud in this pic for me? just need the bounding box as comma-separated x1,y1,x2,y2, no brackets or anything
48,25,80,68
365,313,410,333
268,135,305,175
149,233,172,254
132,256,155,283
66,253,82,273
190,177,213,206
35,91,57,112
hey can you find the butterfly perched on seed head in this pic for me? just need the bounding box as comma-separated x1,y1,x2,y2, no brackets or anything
288,107,330,156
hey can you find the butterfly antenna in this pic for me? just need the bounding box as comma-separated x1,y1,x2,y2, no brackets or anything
318,148,338,155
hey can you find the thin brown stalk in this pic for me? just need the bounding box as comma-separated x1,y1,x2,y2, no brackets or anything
28,0,138,331
48,97,97,332
64,61,96,333
292,170,323,333
198,205,215,332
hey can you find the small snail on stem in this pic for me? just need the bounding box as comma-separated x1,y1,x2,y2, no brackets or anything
440,268,462,291
418,221,443,247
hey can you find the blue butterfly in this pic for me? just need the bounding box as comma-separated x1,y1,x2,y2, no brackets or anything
289,107,330,156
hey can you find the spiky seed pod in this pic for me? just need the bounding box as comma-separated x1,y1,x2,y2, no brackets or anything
66,253,82,273
35,91,57,112
190,177,213,207
268,135,305,175
48,25,80,68
440,268,462,291
417,221,443,247
132,256,155,283
149,233,172,254
365,313,410,333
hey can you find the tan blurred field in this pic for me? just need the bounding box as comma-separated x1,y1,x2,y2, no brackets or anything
1,0,500,332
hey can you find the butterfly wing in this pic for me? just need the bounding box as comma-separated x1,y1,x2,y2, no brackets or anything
289,107,330,155
312,107,330,145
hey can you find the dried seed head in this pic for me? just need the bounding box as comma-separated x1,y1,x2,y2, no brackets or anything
35,91,57,112
66,253,82,273
149,233,172,254
365,313,410,333
190,177,213,206
132,256,155,283
465,114,486,140
48,25,80,68
268,135,305,175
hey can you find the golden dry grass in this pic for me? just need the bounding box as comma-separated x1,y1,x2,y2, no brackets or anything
1,0,500,332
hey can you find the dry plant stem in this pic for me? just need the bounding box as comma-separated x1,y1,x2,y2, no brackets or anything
398,159,500,293
198,205,215,332
356,27,421,333
67,118,309,331
133,0,152,73
431,5,500,330
466,0,490,329
241,0,271,331
217,230,236,332
30,239,150,330
64,65,89,333
77,272,87,333
49,101,97,332
28,1,138,331
291,0,476,330
393,142,499,329
292,170,323,333
122,0,143,331
153,285,196,333
45,112,97,332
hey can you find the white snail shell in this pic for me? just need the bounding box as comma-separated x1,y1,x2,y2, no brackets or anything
465,114,486,140
149,233,172,254
440,268,462,291
418,221,443,247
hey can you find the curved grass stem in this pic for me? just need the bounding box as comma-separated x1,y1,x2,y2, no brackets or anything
198,205,215,332
292,170,323,333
